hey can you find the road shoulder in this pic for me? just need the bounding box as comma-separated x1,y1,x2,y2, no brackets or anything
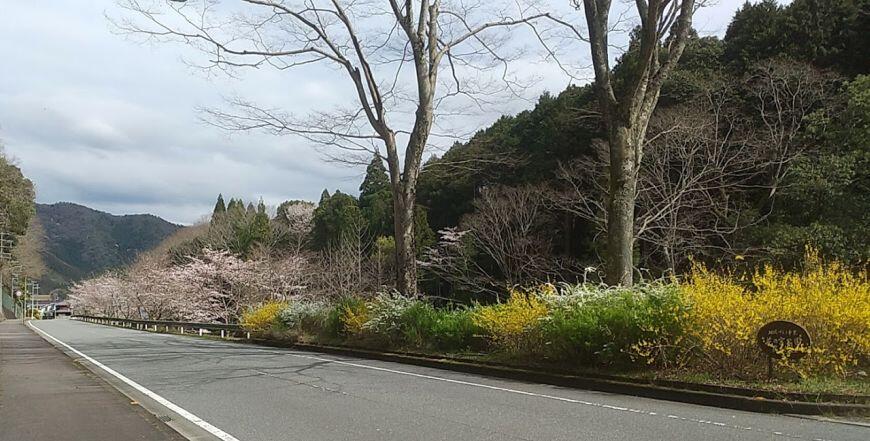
0,319,186,441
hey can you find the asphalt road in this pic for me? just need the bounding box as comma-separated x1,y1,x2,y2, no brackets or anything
0,319,184,441
30,319,868,441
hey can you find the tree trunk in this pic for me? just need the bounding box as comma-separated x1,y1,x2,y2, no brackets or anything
606,125,639,286
393,190,417,295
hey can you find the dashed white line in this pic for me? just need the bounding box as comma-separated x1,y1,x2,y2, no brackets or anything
274,349,816,439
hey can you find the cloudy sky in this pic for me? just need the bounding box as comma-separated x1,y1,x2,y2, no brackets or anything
1,0,749,225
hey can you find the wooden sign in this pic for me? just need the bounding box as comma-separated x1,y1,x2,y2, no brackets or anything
757,321,811,360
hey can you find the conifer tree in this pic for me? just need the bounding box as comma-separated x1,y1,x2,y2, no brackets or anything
359,153,393,239
252,198,272,244
211,194,227,226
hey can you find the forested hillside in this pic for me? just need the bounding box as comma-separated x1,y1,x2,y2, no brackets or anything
36,202,180,293
419,0,869,286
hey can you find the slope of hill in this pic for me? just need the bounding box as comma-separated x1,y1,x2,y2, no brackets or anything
36,202,181,293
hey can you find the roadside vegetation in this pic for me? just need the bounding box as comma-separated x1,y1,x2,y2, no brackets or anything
239,250,868,389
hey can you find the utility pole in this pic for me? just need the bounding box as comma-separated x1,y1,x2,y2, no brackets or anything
0,232,11,316
11,274,19,318
23,275,29,319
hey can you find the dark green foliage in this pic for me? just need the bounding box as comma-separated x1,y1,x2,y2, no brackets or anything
0,152,35,236
212,194,226,218
753,75,870,265
723,0,869,75
781,0,869,75
252,199,271,243
418,86,600,233
311,190,364,250
359,153,393,239
723,0,787,72
413,207,435,252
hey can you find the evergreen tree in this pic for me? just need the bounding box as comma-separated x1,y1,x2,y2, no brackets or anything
228,199,246,217
211,194,227,226
359,152,394,239
213,194,226,215
252,198,272,244
311,191,364,250
722,0,785,72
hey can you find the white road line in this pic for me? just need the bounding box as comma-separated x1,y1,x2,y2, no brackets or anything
275,350,816,439
28,321,240,441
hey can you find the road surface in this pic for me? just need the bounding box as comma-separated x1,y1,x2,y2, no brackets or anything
29,319,868,441
0,319,184,441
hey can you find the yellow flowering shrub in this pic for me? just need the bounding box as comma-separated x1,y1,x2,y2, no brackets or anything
241,301,287,333
340,300,370,336
682,250,870,378
472,289,549,353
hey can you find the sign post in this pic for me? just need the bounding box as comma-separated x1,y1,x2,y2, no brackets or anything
757,321,811,379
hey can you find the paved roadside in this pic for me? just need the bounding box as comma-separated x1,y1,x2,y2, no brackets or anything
31,319,870,441
0,319,185,441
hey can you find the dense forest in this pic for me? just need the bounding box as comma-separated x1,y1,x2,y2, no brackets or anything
420,0,868,281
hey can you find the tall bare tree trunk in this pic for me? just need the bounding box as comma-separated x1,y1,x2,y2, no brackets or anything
579,0,696,286
606,125,639,285
393,191,417,295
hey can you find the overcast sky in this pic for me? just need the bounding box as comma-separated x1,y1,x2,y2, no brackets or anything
0,0,750,225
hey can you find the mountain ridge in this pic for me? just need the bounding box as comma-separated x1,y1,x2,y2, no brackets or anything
36,202,181,294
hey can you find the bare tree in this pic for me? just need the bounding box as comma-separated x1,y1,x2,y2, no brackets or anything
462,185,553,287
552,65,830,275
743,59,830,199
570,0,698,285
422,185,575,297
114,0,553,294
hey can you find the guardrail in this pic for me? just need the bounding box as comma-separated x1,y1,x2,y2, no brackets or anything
73,315,249,339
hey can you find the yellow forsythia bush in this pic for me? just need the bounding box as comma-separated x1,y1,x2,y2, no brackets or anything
340,300,369,336
682,250,870,378
473,289,549,353
241,301,287,333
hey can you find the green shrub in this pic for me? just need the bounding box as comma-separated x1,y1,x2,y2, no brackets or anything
540,283,687,367
278,299,330,335
428,307,485,351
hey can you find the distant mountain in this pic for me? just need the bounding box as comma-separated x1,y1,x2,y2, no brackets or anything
36,202,181,293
